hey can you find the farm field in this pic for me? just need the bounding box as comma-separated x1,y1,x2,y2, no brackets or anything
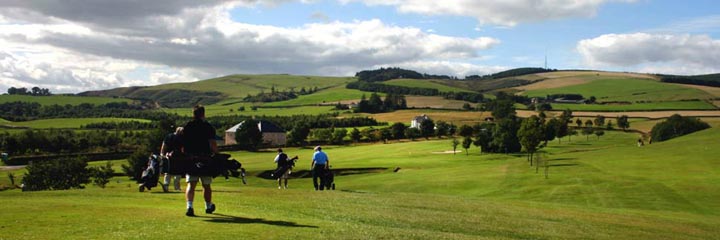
1,128,719,239
518,110,720,119
384,79,475,93
549,100,716,111
360,109,492,125
162,105,341,117
522,78,713,102
0,95,132,106
0,118,151,129
263,86,373,107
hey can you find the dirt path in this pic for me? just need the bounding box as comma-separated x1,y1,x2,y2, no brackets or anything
0,165,25,171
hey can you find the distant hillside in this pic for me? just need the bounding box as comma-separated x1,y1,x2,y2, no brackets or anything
79,74,356,108
659,73,720,87
465,67,555,80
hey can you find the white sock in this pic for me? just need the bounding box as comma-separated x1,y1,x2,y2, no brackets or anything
205,202,213,209
187,201,193,209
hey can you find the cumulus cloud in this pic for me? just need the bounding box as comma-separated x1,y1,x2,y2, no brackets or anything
384,61,508,77
577,33,720,75
0,1,502,92
341,0,636,27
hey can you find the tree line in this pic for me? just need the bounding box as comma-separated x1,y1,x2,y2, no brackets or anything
242,86,320,103
465,68,556,80
0,101,178,121
7,86,52,96
346,81,486,103
659,74,720,87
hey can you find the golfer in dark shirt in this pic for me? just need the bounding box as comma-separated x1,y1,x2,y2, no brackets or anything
182,105,218,216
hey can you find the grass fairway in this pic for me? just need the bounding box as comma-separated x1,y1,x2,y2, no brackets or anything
0,95,132,106
1,128,718,239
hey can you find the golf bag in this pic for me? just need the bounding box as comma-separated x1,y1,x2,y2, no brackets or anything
272,156,298,178
138,154,161,192
164,152,246,184
323,166,335,190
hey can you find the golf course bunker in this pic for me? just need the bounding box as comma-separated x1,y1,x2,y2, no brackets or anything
257,167,387,179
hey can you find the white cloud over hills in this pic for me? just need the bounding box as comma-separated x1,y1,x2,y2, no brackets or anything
0,1,501,92
578,33,720,75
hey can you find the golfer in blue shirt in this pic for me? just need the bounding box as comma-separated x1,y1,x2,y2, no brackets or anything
311,146,330,190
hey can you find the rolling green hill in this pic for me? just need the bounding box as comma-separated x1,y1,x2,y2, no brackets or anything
384,79,475,93
80,74,356,108
0,95,132,106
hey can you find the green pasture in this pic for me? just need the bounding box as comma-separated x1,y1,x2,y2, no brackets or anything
162,105,341,117
523,78,714,102
0,118,151,129
0,95,132,106
384,79,475,93
549,100,717,111
1,126,719,239
264,86,374,107
149,74,355,99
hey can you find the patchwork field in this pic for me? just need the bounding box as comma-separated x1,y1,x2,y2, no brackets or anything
0,118,151,129
0,95,132,106
1,128,719,239
523,78,713,102
384,79,475,93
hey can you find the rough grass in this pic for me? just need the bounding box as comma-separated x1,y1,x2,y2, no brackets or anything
0,95,132,106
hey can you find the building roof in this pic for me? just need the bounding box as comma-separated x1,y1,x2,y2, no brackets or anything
226,120,285,133
413,114,430,121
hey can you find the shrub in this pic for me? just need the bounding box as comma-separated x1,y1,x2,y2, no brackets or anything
651,114,710,142
22,157,90,191
90,161,115,188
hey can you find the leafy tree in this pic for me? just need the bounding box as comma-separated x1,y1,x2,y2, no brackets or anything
89,161,115,188
594,115,605,127
650,114,710,142
518,116,544,166
380,128,392,143
330,128,348,145
350,128,361,142
312,128,333,144
458,124,473,138
575,118,583,128
123,146,151,181
462,137,473,156
452,138,459,155
582,126,594,141
435,120,450,138
420,119,435,139
491,118,521,154
404,128,421,141
235,119,263,151
473,123,494,154
391,122,407,140
617,115,630,131
287,124,310,146
606,120,614,130
489,100,516,119
462,103,472,111
23,157,90,191
594,130,605,140
543,118,559,145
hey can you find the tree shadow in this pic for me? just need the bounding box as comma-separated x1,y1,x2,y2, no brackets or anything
549,158,577,161
200,213,318,228
548,163,578,167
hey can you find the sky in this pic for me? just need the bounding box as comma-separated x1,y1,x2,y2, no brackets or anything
0,0,719,93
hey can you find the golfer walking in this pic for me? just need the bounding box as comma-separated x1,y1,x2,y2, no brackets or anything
311,146,329,191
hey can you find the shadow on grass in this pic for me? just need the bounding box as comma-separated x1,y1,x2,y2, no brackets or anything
549,158,577,161
548,163,579,167
257,167,387,180
201,213,318,228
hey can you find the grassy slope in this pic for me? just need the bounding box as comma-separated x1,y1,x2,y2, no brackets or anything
384,79,475,93
162,105,340,117
0,95,132,106
523,78,712,102
150,74,356,99
2,128,718,239
264,86,373,106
